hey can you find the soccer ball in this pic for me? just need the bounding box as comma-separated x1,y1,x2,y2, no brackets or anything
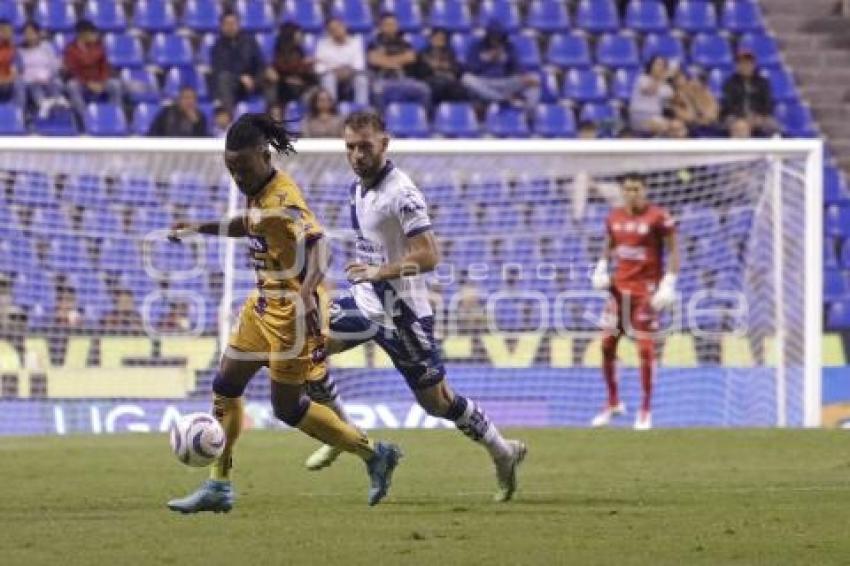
170,413,225,467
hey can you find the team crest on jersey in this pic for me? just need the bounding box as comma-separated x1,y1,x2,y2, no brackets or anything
247,235,268,252
637,222,649,234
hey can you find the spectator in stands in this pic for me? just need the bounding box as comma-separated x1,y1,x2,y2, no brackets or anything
266,21,317,106
414,28,467,106
53,277,83,329
211,105,232,138
301,87,343,138
671,70,720,135
63,20,122,123
147,86,208,137
315,17,369,106
19,21,61,117
157,300,192,333
100,288,143,331
629,56,686,137
210,11,264,112
461,21,540,112
721,50,779,137
367,13,431,110
0,19,24,106
455,270,486,335
577,120,598,139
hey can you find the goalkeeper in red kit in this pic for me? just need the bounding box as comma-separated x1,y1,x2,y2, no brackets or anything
590,172,679,430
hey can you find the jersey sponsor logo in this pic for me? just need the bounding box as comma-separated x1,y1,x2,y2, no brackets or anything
247,235,268,253
355,237,386,266
616,244,648,261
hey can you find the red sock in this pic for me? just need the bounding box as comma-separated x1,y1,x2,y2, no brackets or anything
637,338,655,413
601,334,620,407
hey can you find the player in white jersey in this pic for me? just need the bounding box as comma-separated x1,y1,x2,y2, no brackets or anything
304,110,527,502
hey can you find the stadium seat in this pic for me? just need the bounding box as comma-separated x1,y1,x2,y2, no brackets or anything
675,0,718,34
183,0,222,33
760,67,797,102
625,0,669,33
32,106,78,136
235,98,265,118
149,33,194,68
690,34,734,68
332,0,374,34
827,300,850,329
105,33,144,69
122,68,161,103
824,166,849,205
69,174,107,208
562,69,609,103
485,105,530,138
477,0,521,32
842,241,850,268
163,67,210,102
85,103,128,136
596,34,640,69
134,0,178,33
825,269,847,301
576,0,619,34
722,0,764,33
738,33,781,68
117,173,157,205
0,0,26,30
35,0,76,33
429,0,473,32
131,102,158,135
511,32,542,71
525,0,570,33
434,102,480,137
612,67,639,100
235,0,274,32
706,67,732,98
825,241,839,268
84,0,128,33
533,103,576,137
774,102,815,137
255,32,276,62
546,33,591,68
0,104,25,135
380,0,423,32
385,102,430,138
281,0,324,32
826,204,850,238
579,101,619,125
641,33,685,65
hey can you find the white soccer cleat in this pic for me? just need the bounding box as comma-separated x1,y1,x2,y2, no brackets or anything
634,410,652,431
305,444,343,471
493,439,527,502
590,402,626,428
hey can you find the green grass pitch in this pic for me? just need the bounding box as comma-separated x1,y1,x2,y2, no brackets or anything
2,429,850,565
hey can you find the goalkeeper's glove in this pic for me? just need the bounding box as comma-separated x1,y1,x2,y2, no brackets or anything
591,258,611,291
651,273,677,311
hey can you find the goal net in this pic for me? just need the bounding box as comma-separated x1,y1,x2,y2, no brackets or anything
0,138,822,434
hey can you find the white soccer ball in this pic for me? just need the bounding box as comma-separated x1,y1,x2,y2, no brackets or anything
170,412,225,467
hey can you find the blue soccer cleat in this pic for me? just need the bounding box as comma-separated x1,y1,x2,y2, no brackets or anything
366,442,402,506
167,479,234,514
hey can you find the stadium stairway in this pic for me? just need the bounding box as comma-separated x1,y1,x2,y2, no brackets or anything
761,0,850,172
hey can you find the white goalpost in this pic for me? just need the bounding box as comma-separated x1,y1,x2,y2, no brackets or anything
0,137,823,431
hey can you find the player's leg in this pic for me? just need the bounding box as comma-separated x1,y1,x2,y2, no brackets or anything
631,296,658,431
303,368,355,470
592,294,626,427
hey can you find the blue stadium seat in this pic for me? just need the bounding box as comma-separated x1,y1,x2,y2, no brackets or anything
122,68,161,103
281,0,324,32
774,102,815,137
104,33,144,68
380,0,423,32
118,173,158,205
675,0,718,33
183,0,222,33
706,66,732,97
254,32,276,62
235,98,265,118
826,204,850,237
477,0,521,32
134,0,178,33
625,0,669,33
760,67,796,102
546,33,591,68
825,269,847,301
163,67,210,101
486,105,530,138
511,32,542,71
434,102,480,137
32,106,78,135
824,166,849,205
405,31,427,52
84,0,128,32
641,33,685,65
563,69,608,103
85,103,128,136
35,0,76,33
722,0,764,33
825,241,839,268
690,34,734,68
149,33,194,68
385,102,429,137
576,0,619,33
51,32,72,54
132,102,158,135
596,34,640,69
429,0,472,32
533,103,576,137
69,174,107,208
0,1,27,30
827,300,850,329
842,241,850,268
196,32,217,66
0,104,25,135
580,101,619,125
236,0,274,32
738,33,781,68
332,0,374,34
612,67,639,100
525,0,570,33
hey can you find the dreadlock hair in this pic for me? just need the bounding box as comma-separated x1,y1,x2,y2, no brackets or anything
225,113,298,155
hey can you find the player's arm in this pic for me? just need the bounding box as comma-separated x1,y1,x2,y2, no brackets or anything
299,236,329,336
591,228,614,290
348,230,439,283
168,216,246,241
651,218,679,310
